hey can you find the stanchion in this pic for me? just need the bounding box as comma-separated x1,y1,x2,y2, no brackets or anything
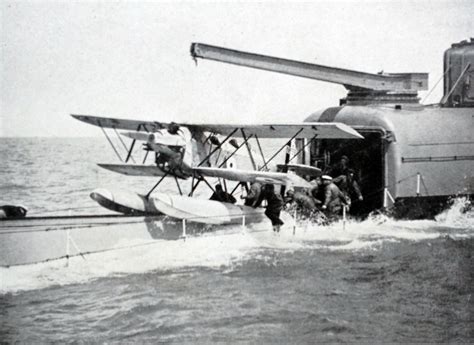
416,173,421,196
242,215,246,232
342,205,346,231
293,209,297,235
66,229,70,267
182,219,187,241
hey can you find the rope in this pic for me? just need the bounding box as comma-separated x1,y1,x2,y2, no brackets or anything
1,239,160,268
0,219,149,235
0,215,276,268
27,206,99,216
0,210,264,235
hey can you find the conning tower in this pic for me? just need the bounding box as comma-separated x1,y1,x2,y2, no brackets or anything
442,38,474,107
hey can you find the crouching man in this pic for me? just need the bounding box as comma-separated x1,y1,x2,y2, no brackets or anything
320,175,348,220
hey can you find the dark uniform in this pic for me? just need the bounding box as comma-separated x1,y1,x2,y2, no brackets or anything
333,172,363,203
243,182,263,207
285,190,317,214
263,184,284,231
322,180,348,218
327,155,349,178
210,185,237,204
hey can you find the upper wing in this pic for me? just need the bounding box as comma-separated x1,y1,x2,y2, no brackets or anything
188,123,362,139
72,114,166,132
71,114,363,139
193,167,312,188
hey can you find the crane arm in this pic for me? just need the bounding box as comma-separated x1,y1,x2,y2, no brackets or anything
190,43,428,93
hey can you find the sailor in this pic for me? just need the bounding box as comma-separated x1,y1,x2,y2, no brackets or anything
241,182,263,207
159,122,193,177
167,122,180,135
209,184,237,204
262,184,284,232
328,155,350,178
333,168,363,204
0,205,28,219
320,175,348,218
285,188,317,216
309,177,324,205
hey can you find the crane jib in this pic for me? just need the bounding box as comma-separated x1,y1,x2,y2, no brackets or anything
190,43,428,93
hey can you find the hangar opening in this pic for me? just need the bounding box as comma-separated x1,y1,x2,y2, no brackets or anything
310,130,386,216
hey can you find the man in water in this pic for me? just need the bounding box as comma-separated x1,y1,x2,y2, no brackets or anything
263,184,284,232
333,168,363,206
308,177,324,205
285,189,318,217
241,182,263,207
320,175,348,218
209,184,237,204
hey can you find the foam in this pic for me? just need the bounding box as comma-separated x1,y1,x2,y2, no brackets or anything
2,198,472,294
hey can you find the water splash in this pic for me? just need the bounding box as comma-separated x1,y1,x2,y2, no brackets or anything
2,198,473,294
435,197,473,228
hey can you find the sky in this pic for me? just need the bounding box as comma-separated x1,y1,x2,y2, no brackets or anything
1,0,473,137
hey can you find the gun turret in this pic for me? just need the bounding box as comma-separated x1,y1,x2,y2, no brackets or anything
191,43,428,105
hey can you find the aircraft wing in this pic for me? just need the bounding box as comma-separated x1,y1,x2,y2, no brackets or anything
193,167,312,188
72,114,166,132
96,164,310,187
71,114,363,139
277,164,322,177
188,123,362,139
98,164,170,177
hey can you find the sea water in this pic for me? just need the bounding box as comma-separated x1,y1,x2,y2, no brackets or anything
1,138,472,343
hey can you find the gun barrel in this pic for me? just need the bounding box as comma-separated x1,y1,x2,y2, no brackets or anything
191,43,428,92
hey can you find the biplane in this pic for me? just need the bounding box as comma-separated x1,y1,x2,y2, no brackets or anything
72,114,363,224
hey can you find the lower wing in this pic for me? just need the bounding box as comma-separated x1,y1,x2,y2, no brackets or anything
98,164,171,177
194,167,311,188
97,164,311,188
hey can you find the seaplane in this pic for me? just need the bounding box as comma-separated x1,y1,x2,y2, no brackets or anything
72,114,363,226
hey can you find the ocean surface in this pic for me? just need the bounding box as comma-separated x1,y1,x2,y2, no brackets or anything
1,137,473,343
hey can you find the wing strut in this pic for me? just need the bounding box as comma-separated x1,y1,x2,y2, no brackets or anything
288,134,318,163
188,175,199,196
125,139,137,163
141,124,151,164
113,127,136,164
198,128,238,166
145,173,169,199
254,134,268,169
174,177,183,195
260,128,304,171
241,129,257,170
99,123,123,162
218,134,253,168
125,123,150,163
